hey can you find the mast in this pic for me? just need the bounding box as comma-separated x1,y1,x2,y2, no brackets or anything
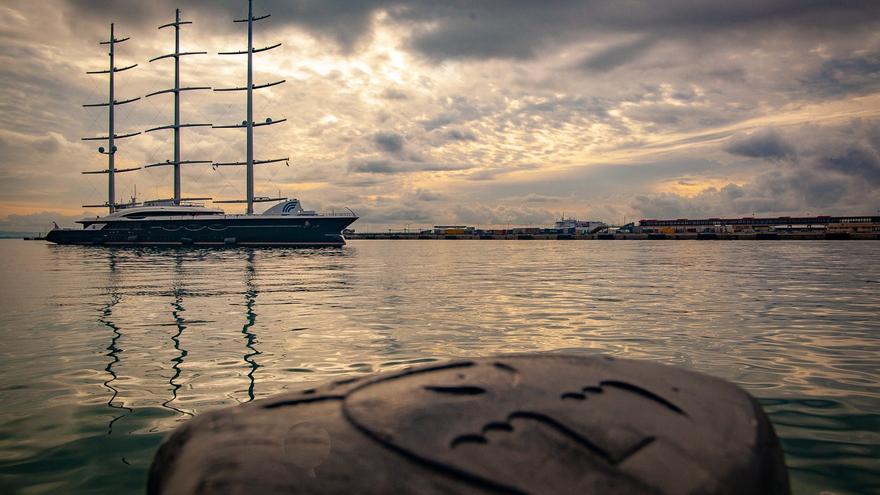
82,23,141,214
213,0,288,215
246,2,254,213
143,9,213,204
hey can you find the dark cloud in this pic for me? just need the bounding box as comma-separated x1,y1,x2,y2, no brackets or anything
409,21,540,61
626,104,746,132
577,36,657,72
396,1,880,62
62,0,386,52
381,88,408,100
413,189,445,201
350,159,394,174
444,128,476,141
349,159,471,174
724,130,795,161
373,131,405,153
704,68,749,84
422,114,455,131
633,121,880,218
55,0,880,63
805,51,880,97
64,0,165,33
421,96,485,131
630,176,819,219
823,149,880,186
252,0,387,51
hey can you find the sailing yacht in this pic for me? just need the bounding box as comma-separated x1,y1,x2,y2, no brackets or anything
46,1,357,247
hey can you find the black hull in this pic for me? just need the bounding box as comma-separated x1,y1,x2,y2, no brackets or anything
46,216,357,247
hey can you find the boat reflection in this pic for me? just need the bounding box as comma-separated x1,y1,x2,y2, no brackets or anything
100,250,131,434
241,250,260,402
162,253,192,418
89,247,358,434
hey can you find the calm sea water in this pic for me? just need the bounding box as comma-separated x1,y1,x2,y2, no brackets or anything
0,239,877,494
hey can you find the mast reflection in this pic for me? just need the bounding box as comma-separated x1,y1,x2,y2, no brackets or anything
100,251,131,434
163,253,192,418
242,249,260,402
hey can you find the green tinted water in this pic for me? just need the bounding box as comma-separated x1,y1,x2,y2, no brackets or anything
0,240,877,494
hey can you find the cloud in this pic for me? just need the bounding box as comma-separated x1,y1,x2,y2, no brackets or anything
463,163,539,181
348,159,471,174
630,166,862,219
2,1,880,229
444,128,476,141
412,188,446,201
394,1,880,62
420,96,485,131
349,159,395,174
373,131,405,153
520,193,567,203
345,201,433,225
0,130,64,164
452,203,556,226
52,1,880,64
724,129,795,161
380,88,408,100
823,148,880,185
633,120,880,218
805,51,880,97
577,36,657,72
0,211,80,233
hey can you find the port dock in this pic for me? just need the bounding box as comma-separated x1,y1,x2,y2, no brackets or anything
348,232,879,240
348,215,880,240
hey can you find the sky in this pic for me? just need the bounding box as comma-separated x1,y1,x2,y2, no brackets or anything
0,0,879,232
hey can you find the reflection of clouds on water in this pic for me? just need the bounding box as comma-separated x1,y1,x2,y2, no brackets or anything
5,241,877,494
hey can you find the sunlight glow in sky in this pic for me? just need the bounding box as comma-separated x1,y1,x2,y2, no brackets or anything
0,1,878,231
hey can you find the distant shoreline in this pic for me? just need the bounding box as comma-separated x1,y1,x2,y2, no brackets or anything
0,232,40,239
348,232,879,241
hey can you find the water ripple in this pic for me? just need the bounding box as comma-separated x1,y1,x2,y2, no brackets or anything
0,240,877,494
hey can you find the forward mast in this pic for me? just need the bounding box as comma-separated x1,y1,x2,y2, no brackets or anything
81,24,141,214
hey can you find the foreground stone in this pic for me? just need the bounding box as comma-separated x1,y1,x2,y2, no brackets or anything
149,354,789,494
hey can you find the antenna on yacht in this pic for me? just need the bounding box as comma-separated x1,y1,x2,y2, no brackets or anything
213,0,289,215
143,8,213,205
82,23,141,214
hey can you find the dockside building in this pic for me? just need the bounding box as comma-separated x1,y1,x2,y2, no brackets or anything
637,215,880,234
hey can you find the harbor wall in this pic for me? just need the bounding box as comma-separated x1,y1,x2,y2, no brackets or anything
348,232,880,241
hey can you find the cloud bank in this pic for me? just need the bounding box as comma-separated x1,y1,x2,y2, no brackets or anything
0,0,878,228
